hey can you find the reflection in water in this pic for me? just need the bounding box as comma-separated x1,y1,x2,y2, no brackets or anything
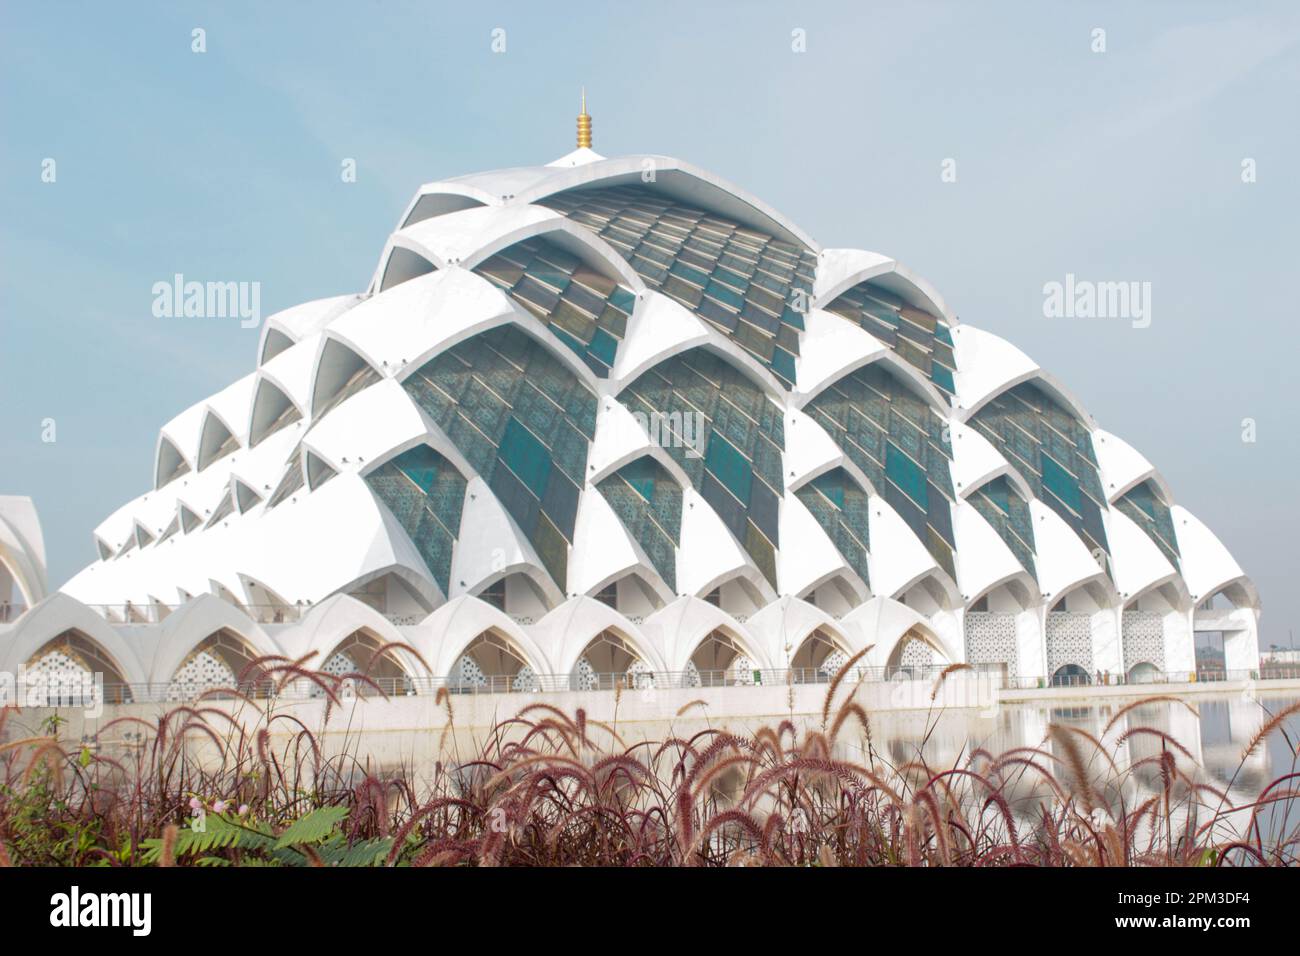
330,691,1298,845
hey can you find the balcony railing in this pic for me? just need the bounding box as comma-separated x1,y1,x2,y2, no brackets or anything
1001,667,1295,690
9,663,1008,707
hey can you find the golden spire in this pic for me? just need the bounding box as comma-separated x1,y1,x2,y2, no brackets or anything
577,88,592,149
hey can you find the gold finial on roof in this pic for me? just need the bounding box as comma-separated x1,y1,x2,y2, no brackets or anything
577,88,592,149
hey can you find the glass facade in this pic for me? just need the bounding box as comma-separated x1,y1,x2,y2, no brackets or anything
1115,479,1180,569
969,382,1110,564
821,280,957,398
967,475,1037,577
365,444,467,595
540,185,817,387
402,325,598,590
595,456,682,590
794,467,872,590
619,348,784,588
474,236,635,377
804,364,957,579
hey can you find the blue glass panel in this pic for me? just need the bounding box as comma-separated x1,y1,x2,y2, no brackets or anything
500,417,552,498
885,442,928,510
704,432,753,504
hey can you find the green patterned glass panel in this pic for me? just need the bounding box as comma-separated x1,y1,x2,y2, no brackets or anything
596,456,683,590
795,467,871,589
366,445,467,596
969,476,1037,577
821,280,956,400
804,362,955,574
540,185,816,388
969,381,1110,562
1115,479,1180,569
402,326,598,589
474,236,635,377
619,348,784,588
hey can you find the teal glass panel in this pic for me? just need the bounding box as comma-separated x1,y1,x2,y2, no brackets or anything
596,455,682,589
969,381,1110,561
1040,454,1083,513
704,432,753,504
886,442,928,510
366,445,467,595
500,417,552,498
618,347,784,588
402,326,597,590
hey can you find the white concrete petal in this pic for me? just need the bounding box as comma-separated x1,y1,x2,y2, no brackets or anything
866,494,941,599
1029,499,1109,604
1171,505,1249,605
952,498,1029,605
793,308,889,402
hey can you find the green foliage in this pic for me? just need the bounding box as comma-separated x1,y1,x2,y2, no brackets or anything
274,806,349,848
138,806,390,867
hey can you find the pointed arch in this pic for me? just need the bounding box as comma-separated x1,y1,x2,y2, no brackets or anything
147,594,276,685
154,435,191,489
310,336,383,419
196,409,240,471
0,593,147,685
379,246,436,293
249,377,303,447
260,327,295,365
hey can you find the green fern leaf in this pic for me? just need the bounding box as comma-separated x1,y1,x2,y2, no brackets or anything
274,806,349,849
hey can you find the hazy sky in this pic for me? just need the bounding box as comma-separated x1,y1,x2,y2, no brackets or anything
2,2,1297,643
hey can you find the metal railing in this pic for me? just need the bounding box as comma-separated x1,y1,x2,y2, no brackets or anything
17,663,1006,706
1000,668,1295,690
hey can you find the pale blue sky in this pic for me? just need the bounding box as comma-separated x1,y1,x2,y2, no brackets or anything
2,2,1297,642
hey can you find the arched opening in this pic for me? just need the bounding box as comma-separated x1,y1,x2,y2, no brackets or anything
886,628,937,679
155,436,191,489
379,246,436,293
899,574,954,616
196,411,240,471
449,630,537,694
592,571,664,619
261,328,295,364
571,630,652,691
685,629,758,687
473,571,550,621
1046,580,1106,682
312,338,381,418
1050,663,1091,688
806,573,862,618
789,628,851,684
705,574,765,620
402,192,486,228
1127,661,1162,684
314,630,413,698
24,630,133,705
249,378,302,447
167,629,268,701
